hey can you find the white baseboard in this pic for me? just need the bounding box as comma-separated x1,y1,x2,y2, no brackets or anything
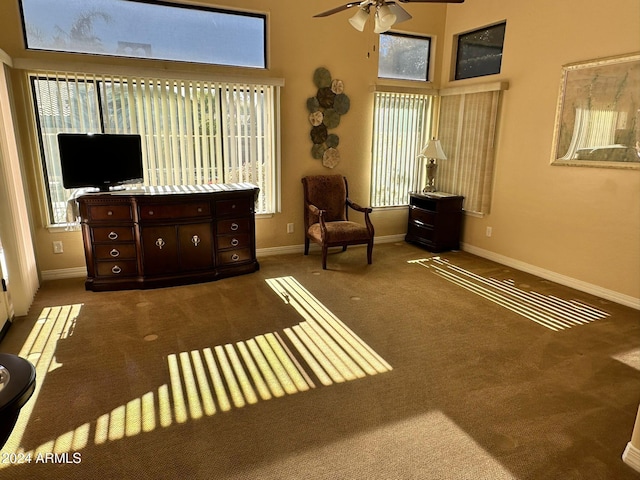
41,236,637,310
256,234,405,258
623,442,640,473
39,236,405,279
40,267,87,281
461,243,640,310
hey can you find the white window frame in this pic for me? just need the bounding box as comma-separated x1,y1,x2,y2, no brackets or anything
27,69,282,225
370,89,435,207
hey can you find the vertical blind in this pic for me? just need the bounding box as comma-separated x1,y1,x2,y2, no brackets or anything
370,91,434,207
30,71,280,224
437,90,501,215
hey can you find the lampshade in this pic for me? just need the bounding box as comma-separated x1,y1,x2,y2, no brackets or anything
420,138,447,160
373,5,396,33
348,7,369,31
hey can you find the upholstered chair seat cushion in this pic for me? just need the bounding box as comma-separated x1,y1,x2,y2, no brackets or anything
308,221,371,244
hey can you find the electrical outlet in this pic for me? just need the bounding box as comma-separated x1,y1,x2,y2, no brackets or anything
486,226,492,237
287,223,294,234
53,241,64,254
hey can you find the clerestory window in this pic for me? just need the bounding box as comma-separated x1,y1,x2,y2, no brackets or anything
19,0,267,68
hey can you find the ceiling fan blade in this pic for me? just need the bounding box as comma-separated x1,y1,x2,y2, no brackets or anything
399,0,465,3
386,2,412,23
313,2,367,17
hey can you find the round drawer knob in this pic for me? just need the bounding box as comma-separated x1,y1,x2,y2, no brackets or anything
230,223,239,231
108,231,118,240
231,254,240,261
155,238,165,250
110,249,120,258
112,266,122,274
192,235,201,246
148,210,154,216
197,207,203,213
231,238,239,247
107,210,113,216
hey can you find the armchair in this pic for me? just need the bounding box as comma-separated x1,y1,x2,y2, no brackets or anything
301,175,374,269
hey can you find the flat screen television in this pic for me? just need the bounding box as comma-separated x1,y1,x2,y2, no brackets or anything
58,133,144,191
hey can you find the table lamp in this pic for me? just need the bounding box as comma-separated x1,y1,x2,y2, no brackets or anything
419,138,447,193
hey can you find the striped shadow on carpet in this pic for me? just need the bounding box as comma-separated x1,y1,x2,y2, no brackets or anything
2,277,391,464
408,256,610,331
166,276,392,419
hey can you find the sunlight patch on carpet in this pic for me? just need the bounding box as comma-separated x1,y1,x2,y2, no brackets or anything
161,276,392,419
409,257,610,331
1,278,390,468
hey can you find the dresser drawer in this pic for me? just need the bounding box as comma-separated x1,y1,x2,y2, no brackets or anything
87,204,133,221
217,218,250,235
217,248,252,265
91,226,135,243
216,197,252,216
94,244,137,260
96,260,138,277
139,202,210,220
217,234,250,250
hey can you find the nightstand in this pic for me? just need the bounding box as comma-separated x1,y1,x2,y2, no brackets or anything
405,192,464,252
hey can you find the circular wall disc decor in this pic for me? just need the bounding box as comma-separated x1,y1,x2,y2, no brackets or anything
322,147,340,169
307,67,350,169
309,111,324,127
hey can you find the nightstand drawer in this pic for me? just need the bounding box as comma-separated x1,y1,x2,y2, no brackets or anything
408,222,434,242
409,206,436,227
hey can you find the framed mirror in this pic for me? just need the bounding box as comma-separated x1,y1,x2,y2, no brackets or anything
551,52,640,169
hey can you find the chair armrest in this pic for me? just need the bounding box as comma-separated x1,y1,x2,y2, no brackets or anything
347,198,373,214
346,198,374,237
307,203,328,236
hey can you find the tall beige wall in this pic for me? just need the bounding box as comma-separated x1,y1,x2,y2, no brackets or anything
441,0,640,302
0,1,638,303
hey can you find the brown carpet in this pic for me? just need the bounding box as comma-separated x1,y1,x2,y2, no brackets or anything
0,242,639,479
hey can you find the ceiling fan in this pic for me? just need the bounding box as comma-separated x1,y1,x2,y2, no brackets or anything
314,0,465,33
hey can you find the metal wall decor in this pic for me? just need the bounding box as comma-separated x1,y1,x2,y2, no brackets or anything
307,67,350,168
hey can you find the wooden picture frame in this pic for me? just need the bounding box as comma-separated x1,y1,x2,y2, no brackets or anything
551,52,640,169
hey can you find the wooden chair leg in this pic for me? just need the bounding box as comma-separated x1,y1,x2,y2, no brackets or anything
322,246,328,269
367,241,373,264
342,245,347,252
304,237,310,255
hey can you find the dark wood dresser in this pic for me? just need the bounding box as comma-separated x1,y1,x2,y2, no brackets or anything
405,192,464,252
77,183,260,291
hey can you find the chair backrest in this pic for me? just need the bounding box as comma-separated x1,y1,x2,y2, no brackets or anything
302,175,348,227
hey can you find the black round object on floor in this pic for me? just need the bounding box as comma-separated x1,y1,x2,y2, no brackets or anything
0,353,36,449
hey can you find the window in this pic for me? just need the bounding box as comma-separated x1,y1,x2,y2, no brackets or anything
370,91,434,207
454,22,506,81
378,33,432,82
30,72,281,224
437,88,502,214
19,0,266,68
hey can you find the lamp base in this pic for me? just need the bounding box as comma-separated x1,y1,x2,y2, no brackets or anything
423,159,437,193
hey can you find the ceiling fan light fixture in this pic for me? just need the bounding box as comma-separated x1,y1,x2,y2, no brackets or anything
373,4,396,33
348,7,370,31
